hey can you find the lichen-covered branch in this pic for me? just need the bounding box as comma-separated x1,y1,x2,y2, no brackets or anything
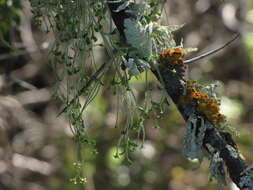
156,54,252,189
107,1,253,189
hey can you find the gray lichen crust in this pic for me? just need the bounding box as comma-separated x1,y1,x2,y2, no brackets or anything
124,18,153,58
209,152,226,190
239,165,253,189
183,114,206,161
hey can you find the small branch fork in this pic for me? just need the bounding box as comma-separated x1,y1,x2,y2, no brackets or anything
107,1,253,189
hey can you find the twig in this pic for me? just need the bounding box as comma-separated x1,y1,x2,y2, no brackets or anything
57,61,111,117
184,33,240,64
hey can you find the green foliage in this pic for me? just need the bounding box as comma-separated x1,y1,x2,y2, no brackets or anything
30,0,108,147
29,0,182,166
70,163,87,185
0,0,21,45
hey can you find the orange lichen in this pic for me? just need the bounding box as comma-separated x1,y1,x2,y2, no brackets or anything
178,81,208,104
159,49,225,126
159,48,185,66
179,81,225,126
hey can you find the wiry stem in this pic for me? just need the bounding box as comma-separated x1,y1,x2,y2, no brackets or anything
57,61,111,117
184,33,240,64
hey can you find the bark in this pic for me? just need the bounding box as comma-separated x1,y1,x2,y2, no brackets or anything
107,1,253,189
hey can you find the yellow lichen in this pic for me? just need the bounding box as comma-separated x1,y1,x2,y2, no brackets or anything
159,48,185,66
179,81,225,126
159,49,225,126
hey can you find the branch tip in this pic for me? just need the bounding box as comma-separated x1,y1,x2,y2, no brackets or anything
184,33,240,64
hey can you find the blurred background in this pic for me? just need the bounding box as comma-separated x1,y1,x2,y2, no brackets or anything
0,0,253,189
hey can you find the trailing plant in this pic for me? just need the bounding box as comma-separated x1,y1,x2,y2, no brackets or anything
30,0,253,189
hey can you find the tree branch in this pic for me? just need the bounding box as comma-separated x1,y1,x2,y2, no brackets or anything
183,33,240,64
107,1,253,189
